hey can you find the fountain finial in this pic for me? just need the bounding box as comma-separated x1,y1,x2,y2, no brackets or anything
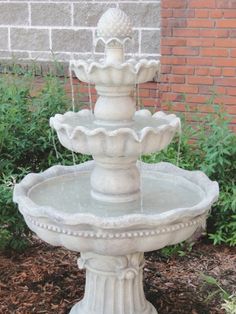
97,8,133,44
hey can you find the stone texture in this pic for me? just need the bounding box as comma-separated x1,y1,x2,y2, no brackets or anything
0,51,29,59
142,30,160,54
31,3,71,26
0,2,161,61
73,3,107,27
120,3,160,28
0,3,28,26
11,28,50,51
0,28,8,50
31,51,71,62
52,29,92,52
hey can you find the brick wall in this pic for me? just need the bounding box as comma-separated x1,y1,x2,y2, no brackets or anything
0,0,160,62
160,0,236,131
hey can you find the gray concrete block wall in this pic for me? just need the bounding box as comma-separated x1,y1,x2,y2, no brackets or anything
0,1,160,63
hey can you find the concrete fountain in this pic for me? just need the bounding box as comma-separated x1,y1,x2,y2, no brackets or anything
13,8,219,314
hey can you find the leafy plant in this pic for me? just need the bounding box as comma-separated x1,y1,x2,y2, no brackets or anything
221,295,236,314
200,273,236,313
0,65,90,251
143,103,236,246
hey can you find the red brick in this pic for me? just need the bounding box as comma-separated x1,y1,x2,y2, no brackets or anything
200,29,229,38
187,76,214,85
167,75,186,84
215,97,236,106
161,38,187,46
189,0,216,8
213,58,236,67
231,49,236,57
195,68,209,76
161,65,172,74
223,10,236,18
187,57,213,66
217,1,236,9
187,38,214,47
186,94,208,103
172,84,199,93
215,39,236,47
162,9,173,18
195,9,210,18
162,0,187,9
142,98,155,107
161,28,172,37
222,68,236,76
172,66,194,75
173,47,199,56
187,19,214,28
161,47,172,55
229,30,236,37
173,28,200,37
139,89,150,98
227,87,236,96
210,9,223,18
142,82,157,89
161,93,183,102
216,20,236,28
161,56,186,65
209,68,222,76
159,85,171,93
201,48,228,57
214,77,236,86
165,19,187,28
227,105,236,114
173,9,195,18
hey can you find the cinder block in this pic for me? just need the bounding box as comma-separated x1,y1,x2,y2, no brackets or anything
0,51,29,59
119,3,160,28
0,3,28,26
73,3,106,27
52,29,92,52
0,28,8,50
141,30,160,54
11,28,50,51
31,3,71,26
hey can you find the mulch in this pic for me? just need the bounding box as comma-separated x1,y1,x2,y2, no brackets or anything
0,237,235,314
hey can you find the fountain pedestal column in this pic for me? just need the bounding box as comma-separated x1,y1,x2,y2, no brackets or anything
70,252,157,314
91,157,140,203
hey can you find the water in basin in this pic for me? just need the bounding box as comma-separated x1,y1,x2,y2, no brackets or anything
28,170,205,218
62,114,168,133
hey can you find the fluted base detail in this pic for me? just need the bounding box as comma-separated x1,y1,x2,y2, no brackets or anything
69,252,157,314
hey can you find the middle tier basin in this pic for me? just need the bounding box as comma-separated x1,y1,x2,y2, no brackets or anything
50,110,180,156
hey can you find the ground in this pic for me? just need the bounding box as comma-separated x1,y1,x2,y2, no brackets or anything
0,238,235,314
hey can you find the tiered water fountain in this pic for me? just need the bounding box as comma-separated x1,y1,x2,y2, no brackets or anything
14,8,219,314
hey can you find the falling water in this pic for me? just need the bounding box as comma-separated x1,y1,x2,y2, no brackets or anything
51,129,60,160
69,63,75,112
69,60,77,165
88,81,93,117
138,146,144,213
176,132,182,167
154,80,160,113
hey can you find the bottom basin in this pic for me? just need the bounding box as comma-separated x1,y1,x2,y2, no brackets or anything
28,166,203,218
14,161,219,254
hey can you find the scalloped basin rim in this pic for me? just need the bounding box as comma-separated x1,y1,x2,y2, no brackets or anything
13,161,219,230
50,110,181,142
70,58,160,75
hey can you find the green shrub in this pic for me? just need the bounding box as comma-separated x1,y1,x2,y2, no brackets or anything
143,104,236,246
0,66,89,251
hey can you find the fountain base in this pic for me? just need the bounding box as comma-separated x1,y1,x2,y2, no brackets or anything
70,252,157,314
